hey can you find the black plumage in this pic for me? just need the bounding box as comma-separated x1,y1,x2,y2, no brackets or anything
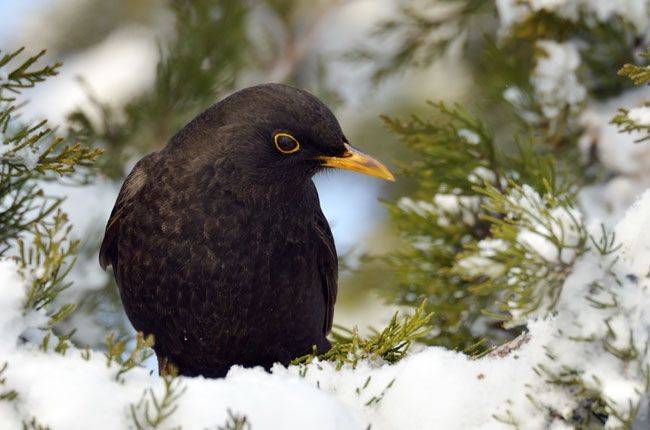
99,83,393,378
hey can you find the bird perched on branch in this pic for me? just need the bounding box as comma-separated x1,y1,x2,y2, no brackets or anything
99,83,394,377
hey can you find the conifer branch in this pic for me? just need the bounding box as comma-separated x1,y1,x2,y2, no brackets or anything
130,376,186,430
105,332,155,382
293,300,432,368
0,362,18,402
214,410,251,430
21,417,51,430
618,47,650,86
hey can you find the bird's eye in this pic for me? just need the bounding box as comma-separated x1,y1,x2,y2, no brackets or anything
274,132,300,154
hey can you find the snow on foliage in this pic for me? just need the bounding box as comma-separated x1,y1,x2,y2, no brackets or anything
628,106,650,126
532,40,586,121
496,0,650,33
3,187,650,429
579,89,650,227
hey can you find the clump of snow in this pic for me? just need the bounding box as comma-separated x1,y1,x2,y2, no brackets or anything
457,239,508,278
495,0,531,35
457,128,480,144
0,260,31,351
397,194,481,227
9,146,40,170
580,89,650,176
508,184,584,265
532,40,586,120
501,40,587,126
502,86,541,123
578,88,650,227
628,106,650,126
433,194,481,214
396,196,436,217
579,176,650,227
0,139,42,170
468,166,497,185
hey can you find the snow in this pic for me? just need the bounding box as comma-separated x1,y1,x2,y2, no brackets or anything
502,184,584,265
496,0,650,33
468,166,497,185
0,132,42,170
457,128,481,144
495,0,530,34
4,188,650,428
628,106,650,126
398,194,481,228
578,88,650,227
19,26,159,126
457,239,508,278
0,260,33,351
532,40,586,120
581,90,650,176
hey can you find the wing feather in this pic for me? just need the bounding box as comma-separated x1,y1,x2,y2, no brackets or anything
99,154,154,270
314,208,338,335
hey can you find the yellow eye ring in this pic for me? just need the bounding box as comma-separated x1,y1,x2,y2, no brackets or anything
274,132,300,154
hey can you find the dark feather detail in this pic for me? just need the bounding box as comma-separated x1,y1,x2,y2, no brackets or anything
314,207,338,334
99,154,156,271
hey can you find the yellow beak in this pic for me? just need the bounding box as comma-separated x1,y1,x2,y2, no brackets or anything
319,143,395,182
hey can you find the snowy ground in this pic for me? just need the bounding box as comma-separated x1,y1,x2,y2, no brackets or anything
3,188,650,429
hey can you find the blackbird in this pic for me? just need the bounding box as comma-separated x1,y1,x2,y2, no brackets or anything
99,83,394,378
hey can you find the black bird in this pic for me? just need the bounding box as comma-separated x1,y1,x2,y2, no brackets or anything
99,83,394,378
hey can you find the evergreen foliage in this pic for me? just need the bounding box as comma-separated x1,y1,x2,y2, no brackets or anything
612,48,650,142
381,100,575,349
293,300,432,369
366,1,650,355
0,363,18,402
0,48,100,351
357,1,650,427
1,49,98,251
215,411,251,430
105,332,156,382
130,376,186,430
66,0,250,179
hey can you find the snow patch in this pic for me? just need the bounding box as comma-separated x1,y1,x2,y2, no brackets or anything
628,106,650,126
3,191,650,428
457,128,481,144
532,40,586,120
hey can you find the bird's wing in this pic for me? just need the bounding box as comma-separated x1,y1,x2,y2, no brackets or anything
314,207,338,335
99,154,154,270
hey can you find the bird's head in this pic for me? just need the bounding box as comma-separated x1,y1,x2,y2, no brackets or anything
174,83,394,186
